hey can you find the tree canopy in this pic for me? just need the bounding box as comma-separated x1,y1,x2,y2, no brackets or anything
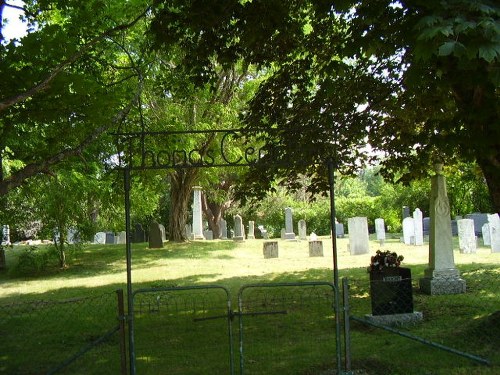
150,0,500,212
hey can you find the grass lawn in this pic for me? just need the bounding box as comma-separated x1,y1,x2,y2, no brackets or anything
0,235,499,374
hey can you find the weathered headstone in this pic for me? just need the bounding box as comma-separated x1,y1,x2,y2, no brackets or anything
133,223,146,243
203,230,214,240
419,164,466,295
413,208,424,245
308,240,324,257
422,217,431,236
263,241,279,258
335,222,345,238
465,213,489,237
105,232,115,244
284,207,296,240
94,232,106,244
159,224,166,242
192,186,205,240
482,223,491,246
117,231,127,244
402,217,415,245
457,219,476,253
258,225,269,239
185,224,192,240
375,218,386,244
67,228,78,244
488,213,500,252
451,220,458,236
281,228,286,240
298,219,307,240
219,219,228,240
247,221,255,240
148,221,164,248
347,217,369,255
233,214,245,241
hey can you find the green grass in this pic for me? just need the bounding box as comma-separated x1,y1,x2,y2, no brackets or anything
0,236,499,374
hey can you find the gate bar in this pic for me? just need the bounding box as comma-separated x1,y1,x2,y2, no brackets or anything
350,316,491,366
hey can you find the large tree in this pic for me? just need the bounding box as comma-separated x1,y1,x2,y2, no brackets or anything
149,0,499,212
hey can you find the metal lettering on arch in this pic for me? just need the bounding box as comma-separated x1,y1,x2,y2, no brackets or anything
113,128,269,170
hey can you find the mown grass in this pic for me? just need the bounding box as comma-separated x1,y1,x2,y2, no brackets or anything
0,236,499,374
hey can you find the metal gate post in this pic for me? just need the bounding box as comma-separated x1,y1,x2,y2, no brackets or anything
328,158,343,374
124,169,136,375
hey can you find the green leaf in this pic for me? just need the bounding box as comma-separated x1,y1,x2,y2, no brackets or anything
478,44,500,62
438,41,457,56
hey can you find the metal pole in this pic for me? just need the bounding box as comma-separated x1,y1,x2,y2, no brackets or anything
327,158,343,374
342,278,352,372
116,289,128,375
124,169,136,374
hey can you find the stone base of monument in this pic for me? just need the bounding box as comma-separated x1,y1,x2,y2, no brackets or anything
419,276,466,295
263,241,279,258
364,311,423,327
419,268,466,295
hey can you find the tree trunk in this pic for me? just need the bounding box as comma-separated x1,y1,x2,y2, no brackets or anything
202,194,222,239
54,227,67,268
477,155,500,214
168,169,198,242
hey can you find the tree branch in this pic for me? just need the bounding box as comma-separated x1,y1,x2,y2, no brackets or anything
0,85,142,196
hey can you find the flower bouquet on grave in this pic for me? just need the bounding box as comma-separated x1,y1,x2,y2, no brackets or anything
367,250,404,273
367,250,413,316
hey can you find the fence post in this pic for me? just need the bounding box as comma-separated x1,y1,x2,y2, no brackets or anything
342,278,352,373
116,289,127,375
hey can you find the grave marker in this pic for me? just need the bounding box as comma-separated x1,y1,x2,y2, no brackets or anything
347,217,369,255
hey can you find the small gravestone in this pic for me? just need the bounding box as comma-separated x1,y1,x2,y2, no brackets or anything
263,241,279,258
133,223,146,243
308,240,323,257
402,206,410,219
219,219,228,240
482,223,491,246
281,228,286,240
247,221,255,239
233,214,245,241
451,220,458,236
284,207,296,240
94,232,106,244
488,213,500,252
413,208,424,245
348,217,370,255
148,221,164,248
375,218,385,245
458,219,476,253
67,228,79,244
258,225,269,239
298,219,307,240
422,217,431,236
158,224,166,242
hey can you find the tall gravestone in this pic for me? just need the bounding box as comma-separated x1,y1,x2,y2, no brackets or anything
284,207,296,240
457,219,476,253
233,214,245,241
347,217,369,255
247,221,255,240
375,218,385,245
148,221,164,248
488,213,500,252
413,208,424,245
298,219,307,240
402,217,415,245
192,186,205,240
419,164,466,295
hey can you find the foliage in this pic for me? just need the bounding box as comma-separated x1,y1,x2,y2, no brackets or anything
367,249,404,273
149,0,500,214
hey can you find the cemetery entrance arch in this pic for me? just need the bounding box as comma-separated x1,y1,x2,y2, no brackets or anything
113,129,343,374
